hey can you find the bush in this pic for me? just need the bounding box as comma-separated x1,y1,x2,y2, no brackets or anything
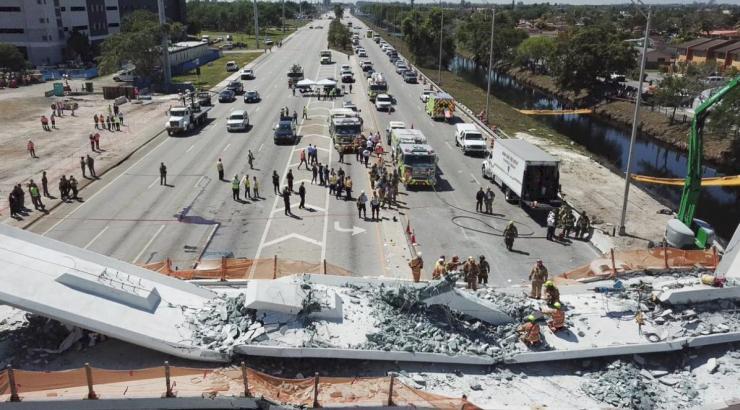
328,20,351,53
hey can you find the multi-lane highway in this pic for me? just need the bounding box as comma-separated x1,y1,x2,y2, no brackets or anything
28,16,598,284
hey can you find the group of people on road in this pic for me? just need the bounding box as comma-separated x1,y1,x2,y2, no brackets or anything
430,255,490,289
7,180,48,218
475,187,496,214
517,259,567,346
546,206,590,241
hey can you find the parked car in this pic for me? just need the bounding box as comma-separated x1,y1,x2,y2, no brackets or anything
113,70,137,82
243,90,261,103
420,89,434,103
226,80,244,95
403,71,418,83
358,50,367,58
226,110,249,132
361,61,373,71
395,64,408,74
241,68,255,80
218,89,236,102
375,94,392,111
225,61,239,72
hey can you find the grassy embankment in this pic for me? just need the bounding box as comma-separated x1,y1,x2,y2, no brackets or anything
361,20,588,154
202,20,306,50
172,53,262,89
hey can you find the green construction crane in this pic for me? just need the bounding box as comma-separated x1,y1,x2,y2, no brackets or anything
667,75,739,249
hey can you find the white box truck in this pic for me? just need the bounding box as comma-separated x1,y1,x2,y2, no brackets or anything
481,139,561,210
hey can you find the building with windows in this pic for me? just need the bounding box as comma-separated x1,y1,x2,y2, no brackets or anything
0,0,185,67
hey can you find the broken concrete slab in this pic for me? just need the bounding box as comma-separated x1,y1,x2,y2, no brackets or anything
244,281,307,314
422,288,514,325
657,284,740,305
0,224,225,362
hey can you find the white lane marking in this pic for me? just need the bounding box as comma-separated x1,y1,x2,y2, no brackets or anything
132,224,165,263
42,134,170,236
333,221,365,236
470,173,481,185
262,233,322,248
186,144,195,153
222,143,231,152
83,226,109,249
193,175,205,188
147,177,159,189
258,143,264,152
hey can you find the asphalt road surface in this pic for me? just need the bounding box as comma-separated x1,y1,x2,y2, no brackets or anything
29,17,599,284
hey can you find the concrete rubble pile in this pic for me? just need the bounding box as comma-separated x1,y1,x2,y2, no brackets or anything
184,293,263,353
359,276,532,360
580,359,703,410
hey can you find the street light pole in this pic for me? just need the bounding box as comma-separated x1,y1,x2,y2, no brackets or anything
157,0,171,89
437,2,444,84
253,0,260,49
484,6,495,124
618,3,651,236
282,0,286,33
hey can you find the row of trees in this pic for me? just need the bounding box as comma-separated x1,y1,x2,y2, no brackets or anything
186,0,316,34
328,5,351,53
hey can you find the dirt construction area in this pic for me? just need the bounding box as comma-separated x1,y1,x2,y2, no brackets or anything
0,80,173,225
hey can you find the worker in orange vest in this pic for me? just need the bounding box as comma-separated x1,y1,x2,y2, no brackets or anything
517,315,541,346
546,302,566,332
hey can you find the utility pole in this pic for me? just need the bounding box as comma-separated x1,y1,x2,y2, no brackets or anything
437,1,444,84
618,2,651,236
157,0,171,89
253,0,260,49
484,6,495,124
282,0,286,33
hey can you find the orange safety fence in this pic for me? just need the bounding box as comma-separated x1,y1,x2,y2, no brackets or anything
557,247,718,284
142,257,354,281
0,365,479,408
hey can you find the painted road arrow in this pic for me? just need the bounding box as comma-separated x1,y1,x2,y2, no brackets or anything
333,221,366,236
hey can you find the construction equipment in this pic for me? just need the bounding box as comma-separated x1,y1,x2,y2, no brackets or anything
665,76,739,249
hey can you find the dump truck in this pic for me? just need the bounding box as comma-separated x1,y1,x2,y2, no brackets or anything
367,72,388,102
165,99,211,136
481,138,561,210
425,92,455,121
395,143,437,188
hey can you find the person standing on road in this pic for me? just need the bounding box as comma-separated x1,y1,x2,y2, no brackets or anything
298,149,307,170
80,156,87,178
503,221,518,251
485,188,495,214
409,252,423,283
323,165,329,187
362,148,370,167
59,176,68,201
50,112,56,129
292,110,298,124
311,164,318,184
248,150,255,170
28,180,43,210
41,171,50,197
318,163,325,185
242,174,251,200
89,134,96,152
357,190,367,219
282,186,292,216
217,158,225,180
94,133,100,151
349,83,352,94
86,155,96,178
463,256,479,290
287,169,295,192
302,106,308,120
298,182,306,209
252,176,260,199
546,209,557,241
478,255,490,286
159,162,167,185
475,187,485,212
528,259,548,299
27,140,36,158
232,175,240,201
344,176,353,201
94,114,99,129
272,170,280,194
69,176,79,200
370,191,380,220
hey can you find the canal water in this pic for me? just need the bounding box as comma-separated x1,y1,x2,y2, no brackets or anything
449,56,739,241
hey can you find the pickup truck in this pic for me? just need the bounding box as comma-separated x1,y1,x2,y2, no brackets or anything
196,91,212,106
166,104,211,136
274,118,297,144
454,123,487,156
481,138,561,210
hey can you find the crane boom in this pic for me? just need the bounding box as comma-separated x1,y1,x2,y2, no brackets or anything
676,76,739,227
